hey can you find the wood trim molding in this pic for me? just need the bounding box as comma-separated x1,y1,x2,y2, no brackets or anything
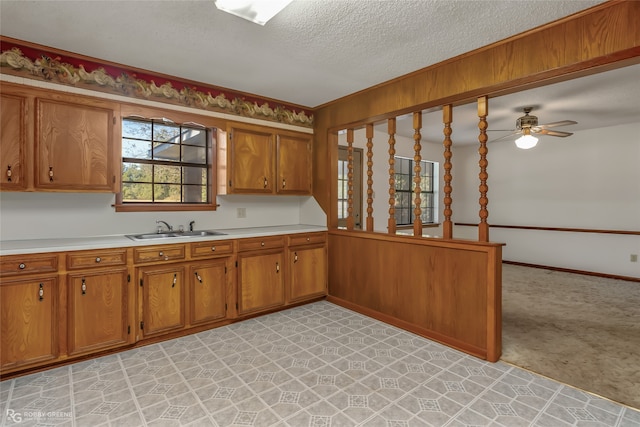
454,223,640,236
503,260,640,283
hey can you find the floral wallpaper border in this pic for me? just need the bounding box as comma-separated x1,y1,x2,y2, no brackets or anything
0,38,314,127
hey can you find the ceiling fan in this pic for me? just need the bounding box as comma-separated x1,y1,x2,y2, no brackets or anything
490,107,578,149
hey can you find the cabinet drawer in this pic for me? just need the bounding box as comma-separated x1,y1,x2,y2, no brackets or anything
134,245,185,263
0,254,58,277
67,249,127,270
190,240,234,258
237,236,285,252
288,232,327,247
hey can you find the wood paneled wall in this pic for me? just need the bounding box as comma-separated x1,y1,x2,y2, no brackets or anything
312,1,640,218
327,230,503,361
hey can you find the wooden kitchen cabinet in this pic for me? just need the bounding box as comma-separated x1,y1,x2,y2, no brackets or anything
277,133,312,194
220,122,312,195
0,90,30,191
65,248,132,356
189,260,228,326
0,276,59,373
237,236,285,315
139,264,186,338
287,233,327,303
35,93,120,191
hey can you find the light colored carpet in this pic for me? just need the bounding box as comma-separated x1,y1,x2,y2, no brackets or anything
501,263,640,410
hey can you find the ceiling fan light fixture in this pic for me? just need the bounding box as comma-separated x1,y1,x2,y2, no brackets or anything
515,129,539,149
213,0,293,25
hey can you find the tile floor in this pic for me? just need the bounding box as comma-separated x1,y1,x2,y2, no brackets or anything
1,301,639,427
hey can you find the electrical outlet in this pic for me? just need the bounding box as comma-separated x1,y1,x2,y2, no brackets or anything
237,207,246,218
631,254,638,263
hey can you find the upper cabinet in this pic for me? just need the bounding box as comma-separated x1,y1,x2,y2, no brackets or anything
220,122,312,195
0,83,120,193
0,90,29,191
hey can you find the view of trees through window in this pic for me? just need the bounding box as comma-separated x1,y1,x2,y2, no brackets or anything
394,157,435,225
121,118,212,204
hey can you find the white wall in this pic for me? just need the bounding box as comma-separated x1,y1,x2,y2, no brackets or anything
0,192,326,241
451,122,640,278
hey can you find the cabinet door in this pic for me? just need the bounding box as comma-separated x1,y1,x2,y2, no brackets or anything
289,246,327,303
140,265,185,337
238,251,284,315
277,133,311,194
228,125,274,193
1,277,58,370
67,269,130,356
0,92,29,190
35,96,117,191
190,260,227,326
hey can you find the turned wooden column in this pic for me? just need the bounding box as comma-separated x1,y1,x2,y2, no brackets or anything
346,128,355,231
387,118,397,234
366,123,374,232
477,96,489,242
442,104,453,239
413,112,423,237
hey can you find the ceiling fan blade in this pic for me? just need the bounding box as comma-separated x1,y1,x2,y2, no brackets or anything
536,129,573,137
488,131,519,143
537,120,578,129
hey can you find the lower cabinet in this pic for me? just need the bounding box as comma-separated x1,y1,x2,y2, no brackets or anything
237,237,285,315
0,277,59,371
289,245,327,303
189,260,228,326
139,264,186,338
67,268,130,356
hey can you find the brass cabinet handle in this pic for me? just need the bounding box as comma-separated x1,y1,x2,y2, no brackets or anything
6,165,12,182
263,177,268,188
38,283,44,301
159,251,164,257
95,257,101,263
294,252,298,263
49,166,54,182
282,178,286,188
276,262,280,273
81,278,87,295
211,246,216,252
172,273,177,288
261,242,265,247
194,271,202,283
19,263,26,270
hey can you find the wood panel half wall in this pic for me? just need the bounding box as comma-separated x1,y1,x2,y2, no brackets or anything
327,230,504,362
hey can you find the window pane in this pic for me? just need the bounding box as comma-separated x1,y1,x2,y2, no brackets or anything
184,184,206,203
122,182,152,202
183,166,207,185
152,142,180,161
154,165,181,184
122,138,151,159
182,144,206,164
123,119,151,140
154,184,181,202
122,162,152,183
182,128,205,145
153,123,180,142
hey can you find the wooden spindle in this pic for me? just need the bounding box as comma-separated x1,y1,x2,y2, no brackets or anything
477,96,489,242
442,104,453,239
347,128,355,231
387,118,397,234
413,112,423,237
366,123,374,232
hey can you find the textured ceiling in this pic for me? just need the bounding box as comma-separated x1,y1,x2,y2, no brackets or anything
0,0,606,108
2,0,638,146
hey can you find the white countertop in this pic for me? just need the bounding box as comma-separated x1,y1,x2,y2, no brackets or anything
0,224,327,256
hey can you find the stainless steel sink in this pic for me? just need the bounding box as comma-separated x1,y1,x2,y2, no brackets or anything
126,230,226,241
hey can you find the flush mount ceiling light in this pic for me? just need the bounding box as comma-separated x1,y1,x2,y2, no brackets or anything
214,0,293,25
515,128,539,149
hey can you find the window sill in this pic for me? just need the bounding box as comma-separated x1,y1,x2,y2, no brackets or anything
114,203,218,212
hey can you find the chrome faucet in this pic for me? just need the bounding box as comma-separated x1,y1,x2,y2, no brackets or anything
156,220,173,233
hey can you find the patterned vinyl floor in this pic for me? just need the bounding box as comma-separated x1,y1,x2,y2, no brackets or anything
1,301,639,426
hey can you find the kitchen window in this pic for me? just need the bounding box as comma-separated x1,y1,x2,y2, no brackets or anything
115,114,217,212
394,156,436,226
